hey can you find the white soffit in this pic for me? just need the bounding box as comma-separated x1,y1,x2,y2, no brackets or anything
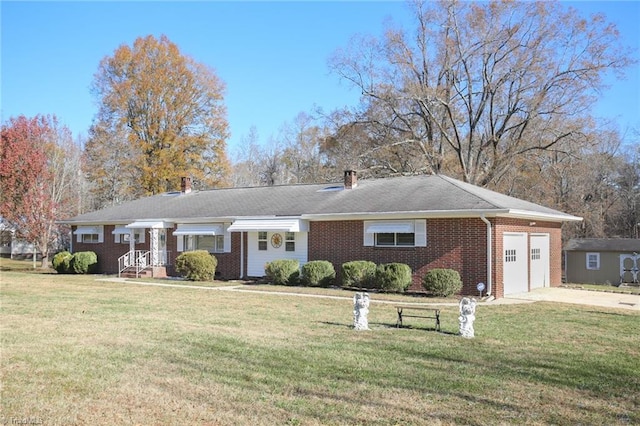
172,224,224,236
227,219,308,232
364,221,415,234
126,221,173,229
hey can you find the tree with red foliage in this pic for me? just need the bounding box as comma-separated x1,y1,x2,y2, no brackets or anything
0,115,74,267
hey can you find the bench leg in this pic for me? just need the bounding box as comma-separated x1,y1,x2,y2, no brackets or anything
435,310,441,332
396,308,403,328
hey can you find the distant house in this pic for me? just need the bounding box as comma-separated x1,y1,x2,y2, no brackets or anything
0,218,39,259
564,238,640,285
59,171,582,298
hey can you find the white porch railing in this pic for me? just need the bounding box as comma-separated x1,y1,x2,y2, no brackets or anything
118,250,150,278
118,250,172,278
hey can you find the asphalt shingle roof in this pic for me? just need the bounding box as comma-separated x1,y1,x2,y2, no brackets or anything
564,238,640,252
62,174,580,224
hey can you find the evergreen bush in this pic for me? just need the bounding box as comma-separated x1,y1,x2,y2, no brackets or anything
374,263,412,292
300,260,335,287
422,268,463,297
52,251,73,274
341,260,376,288
175,250,217,281
264,259,300,286
69,251,98,274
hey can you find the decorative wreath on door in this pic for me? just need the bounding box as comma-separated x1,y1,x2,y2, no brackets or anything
271,233,283,248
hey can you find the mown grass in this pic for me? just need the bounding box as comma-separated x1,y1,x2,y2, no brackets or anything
1,268,639,425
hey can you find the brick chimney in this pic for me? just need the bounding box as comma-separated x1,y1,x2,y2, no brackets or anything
181,176,192,194
344,170,357,189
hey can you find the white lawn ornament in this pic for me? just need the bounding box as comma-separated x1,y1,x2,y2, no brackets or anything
353,292,370,330
458,297,477,338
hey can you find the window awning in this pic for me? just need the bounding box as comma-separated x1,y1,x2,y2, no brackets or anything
125,221,173,229
227,219,308,232
74,226,101,235
364,221,415,234
172,224,224,236
112,226,131,235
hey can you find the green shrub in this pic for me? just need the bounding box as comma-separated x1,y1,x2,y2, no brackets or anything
422,268,463,297
69,251,98,274
265,259,300,286
300,260,336,287
374,263,412,292
341,260,376,288
52,251,73,274
175,250,217,281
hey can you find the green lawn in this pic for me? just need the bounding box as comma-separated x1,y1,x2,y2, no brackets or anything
1,269,639,425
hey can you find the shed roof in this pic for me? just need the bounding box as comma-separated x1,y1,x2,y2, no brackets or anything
61,174,581,224
564,238,640,252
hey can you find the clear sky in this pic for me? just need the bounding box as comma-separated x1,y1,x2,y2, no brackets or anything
2,1,639,155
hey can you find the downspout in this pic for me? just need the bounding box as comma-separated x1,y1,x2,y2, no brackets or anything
480,214,492,297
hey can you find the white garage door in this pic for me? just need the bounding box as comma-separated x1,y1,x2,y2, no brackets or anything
503,233,528,295
530,234,550,289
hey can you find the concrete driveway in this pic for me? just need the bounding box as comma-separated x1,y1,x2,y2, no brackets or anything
503,287,640,311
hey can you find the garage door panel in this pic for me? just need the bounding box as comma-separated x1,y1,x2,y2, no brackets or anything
530,234,550,289
504,233,528,295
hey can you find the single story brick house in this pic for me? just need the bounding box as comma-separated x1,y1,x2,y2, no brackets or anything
60,171,581,298
564,238,640,285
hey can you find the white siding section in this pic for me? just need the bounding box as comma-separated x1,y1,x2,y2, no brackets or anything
246,231,308,277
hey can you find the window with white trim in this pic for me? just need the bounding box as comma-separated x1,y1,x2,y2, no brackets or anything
258,232,268,251
183,235,224,253
75,226,104,244
375,232,415,247
586,252,600,270
82,233,100,243
363,220,427,247
285,232,295,251
116,230,144,244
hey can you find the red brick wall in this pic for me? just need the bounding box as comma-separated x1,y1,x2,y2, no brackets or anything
308,219,490,295
72,225,242,279
72,225,145,274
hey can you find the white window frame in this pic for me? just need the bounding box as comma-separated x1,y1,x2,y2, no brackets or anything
285,232,295,252
81,233,100,243
586,252,600,270
363,220,427,247
182,234,225,254
115,230,145,244
75,226,104,244
258,231,268,251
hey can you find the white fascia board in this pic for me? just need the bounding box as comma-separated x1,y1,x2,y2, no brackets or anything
498,210,583,222
126,220,174,229
301,210,509,221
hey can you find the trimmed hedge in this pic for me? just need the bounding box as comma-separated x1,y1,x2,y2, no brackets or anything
265,259,300,286
341,260,376,288
375,263,412,292
175,250,217,281
300,260,335,287
70,251,98,274
53,251,73,274
422,268,463,297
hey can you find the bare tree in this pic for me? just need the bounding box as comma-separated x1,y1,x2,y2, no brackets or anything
329,0,635,186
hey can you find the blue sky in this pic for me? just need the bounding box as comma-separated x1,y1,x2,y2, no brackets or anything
2,1,639,154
